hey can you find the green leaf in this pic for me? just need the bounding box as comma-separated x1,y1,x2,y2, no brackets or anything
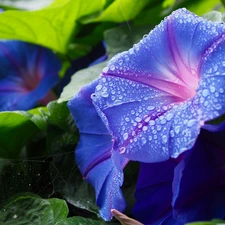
58,24,151,102
47,101,76,131
0,194,68,225
58,61,107,103
81,0,151,23
0,0,53,10
56,216,107,225
186,0,222,16
0,112,40,158
48,199,69,224
203,11,223,22
0,0,105,53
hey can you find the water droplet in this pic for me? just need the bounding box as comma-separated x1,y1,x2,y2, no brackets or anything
147,106,155,111
160,118,167,125
162,135,167,143
91,93,96,99
102,67,109,73
135,117,142,122
149,120,155,126
166,113,173,121
119,59,123,65
110,65,115,71
141,137,147,144
142,126,148,131
202,89,209,97
131,110,135,115
123,133,128,140
170,130,175,137
125,117,130,122
101,92,109,97
174,126,180,134
210,86,216,93
219,88,224,93
157,125,161,131
119,147,126,154
187,119,197,127
148,136,152,141
215,104,222,110
96,84,102,91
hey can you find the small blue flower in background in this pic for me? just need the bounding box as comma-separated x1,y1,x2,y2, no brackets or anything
0,41,61,111
133,123,225,224
68,8,225,222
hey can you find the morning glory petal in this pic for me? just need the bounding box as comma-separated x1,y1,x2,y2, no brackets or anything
0,41,61,111
92,8,225,162
68,80,128,221
133,160,178,224
172,128,225,223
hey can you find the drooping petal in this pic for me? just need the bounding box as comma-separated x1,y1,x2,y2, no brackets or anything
133,160,178,224
67,79,128,221
92,8,225,162
0,41,61,111
172,128,225,223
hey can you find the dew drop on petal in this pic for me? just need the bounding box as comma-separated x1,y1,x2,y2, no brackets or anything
187,119,197,127
166,113,173,121
96,85,102,91
142,126,148,131
91,93,96,99
123,133,128,140
160,118,167,125
102,67,109,73
141,137,147,144
147,106,155,110
215,104,222,110
202,89,209,97
210,85,216,93
170,130,175,137
149,120,155,126
162,135,167,143
174,126,180,134
135,117,142,122
119,147,126,154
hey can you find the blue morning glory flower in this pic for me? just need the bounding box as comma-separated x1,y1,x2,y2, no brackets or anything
0,41,61,111
133,123,225,224
68,8,225,221
92,8,225,162
68,79,128,220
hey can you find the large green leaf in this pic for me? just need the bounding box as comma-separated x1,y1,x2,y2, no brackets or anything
0,0,105,53
81,0,152,23
0,194,68,225
0,111,41,158
58,24,151,102
0,0,53,10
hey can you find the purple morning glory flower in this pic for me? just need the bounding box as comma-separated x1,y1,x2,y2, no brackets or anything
92,8,225,162
0,41,61,111
133,123,225,224
68,8,225,221
68,79,129,220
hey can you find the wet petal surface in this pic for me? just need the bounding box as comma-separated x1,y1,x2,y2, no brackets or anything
68,80,128,221
93,8,225,162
